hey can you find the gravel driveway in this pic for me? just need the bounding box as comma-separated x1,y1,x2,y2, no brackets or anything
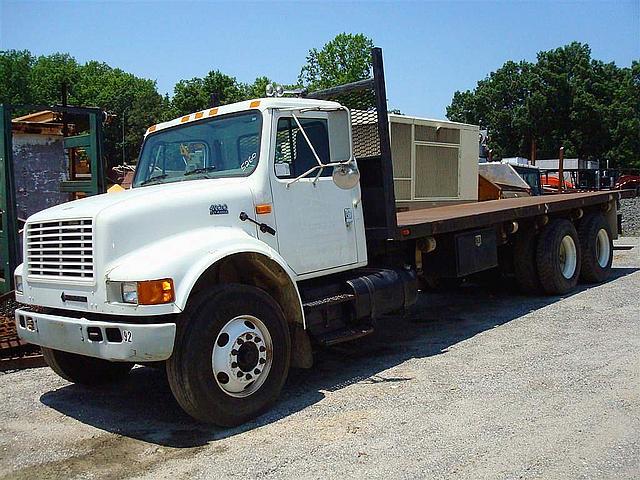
1,238,638,480
620,197,640,236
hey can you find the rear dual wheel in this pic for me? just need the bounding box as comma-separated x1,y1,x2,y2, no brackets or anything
536,219,581,295
512,220,578,295
513,226,541,294
578,213,613,283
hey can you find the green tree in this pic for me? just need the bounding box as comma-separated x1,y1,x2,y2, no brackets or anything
170,70,246,117
0,50,166,166
0,50,35,105
299,33,374,91
73,61,165,165
245,76,272,100
29,53,81,104
447,42,640,169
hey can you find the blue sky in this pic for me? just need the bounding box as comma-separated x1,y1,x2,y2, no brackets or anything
2,1,638,118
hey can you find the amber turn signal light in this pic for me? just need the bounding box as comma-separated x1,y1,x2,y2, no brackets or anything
137,279,175,305
255,204,272,215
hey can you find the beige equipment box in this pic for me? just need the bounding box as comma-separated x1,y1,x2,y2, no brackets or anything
388,114,479,210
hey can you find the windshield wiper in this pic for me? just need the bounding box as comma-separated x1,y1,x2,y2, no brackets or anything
184,166,217,176
140,174,169,186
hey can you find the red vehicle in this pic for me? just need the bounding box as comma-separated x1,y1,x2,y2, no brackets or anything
615,174,640,193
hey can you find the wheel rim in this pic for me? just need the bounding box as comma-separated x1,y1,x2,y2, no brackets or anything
212,315,273,398
559,235,578,279
596,228,610,268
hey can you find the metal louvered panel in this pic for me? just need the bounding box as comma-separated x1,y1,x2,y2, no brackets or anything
26,219,94,281
415,125,461,144
394,179,412,200
415,145,459,198
390,122,412,178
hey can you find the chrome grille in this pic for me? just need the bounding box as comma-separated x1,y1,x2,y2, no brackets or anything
27,219,94,281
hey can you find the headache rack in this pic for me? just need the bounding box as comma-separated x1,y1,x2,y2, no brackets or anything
305,47,398,242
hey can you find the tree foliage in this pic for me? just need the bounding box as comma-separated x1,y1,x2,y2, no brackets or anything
169,71,247,117
299,33,374,91
447,42,640,169
0,50,35,104
2,37,637,172
0,34,378,167
0,50,165,167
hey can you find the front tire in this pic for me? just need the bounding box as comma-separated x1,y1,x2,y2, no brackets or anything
536,219,581,295
42,347,133,385
578,213,613,283
167,284,290,426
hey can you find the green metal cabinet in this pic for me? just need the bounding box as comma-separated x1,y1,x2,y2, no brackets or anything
0,104,106,293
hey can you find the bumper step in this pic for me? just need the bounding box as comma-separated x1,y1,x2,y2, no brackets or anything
303,293,355,310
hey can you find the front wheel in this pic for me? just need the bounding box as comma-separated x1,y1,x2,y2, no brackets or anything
42,347,133,385
167,284,290,426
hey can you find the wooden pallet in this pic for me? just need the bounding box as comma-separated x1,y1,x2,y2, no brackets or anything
0,292,45,371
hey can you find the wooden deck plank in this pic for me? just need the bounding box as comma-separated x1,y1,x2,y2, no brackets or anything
396,191,618,237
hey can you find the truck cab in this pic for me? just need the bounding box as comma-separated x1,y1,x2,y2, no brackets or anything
15,96,376,314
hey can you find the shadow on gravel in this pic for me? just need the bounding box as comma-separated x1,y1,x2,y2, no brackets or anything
40,266,638,448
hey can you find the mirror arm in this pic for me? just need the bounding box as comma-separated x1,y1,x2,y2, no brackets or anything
312,166,324,186
285,159,352,188
291,113,323,167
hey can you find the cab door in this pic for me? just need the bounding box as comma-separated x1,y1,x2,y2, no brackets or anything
268,112,361,276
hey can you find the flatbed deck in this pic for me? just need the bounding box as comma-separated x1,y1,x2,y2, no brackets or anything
396,191,620,238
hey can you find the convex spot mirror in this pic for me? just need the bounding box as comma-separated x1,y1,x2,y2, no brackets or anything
332,161,360,190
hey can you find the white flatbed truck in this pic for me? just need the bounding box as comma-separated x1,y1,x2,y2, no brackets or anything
15,49,621,426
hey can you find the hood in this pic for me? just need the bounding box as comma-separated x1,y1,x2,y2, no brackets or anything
26,177,259,273
27,177,251,223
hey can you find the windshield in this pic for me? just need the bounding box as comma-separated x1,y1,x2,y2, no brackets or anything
133,111,262,187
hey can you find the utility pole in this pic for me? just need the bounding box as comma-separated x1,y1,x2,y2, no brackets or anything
530,138,536,166
121,106,130,165
558,146,565,192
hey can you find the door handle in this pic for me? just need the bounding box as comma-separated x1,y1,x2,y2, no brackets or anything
344,208,353,227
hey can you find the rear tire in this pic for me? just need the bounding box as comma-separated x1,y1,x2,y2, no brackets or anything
167,284,290,426
42,347,133,385
578,213,613,283
536,219,581,295
513,226,540,294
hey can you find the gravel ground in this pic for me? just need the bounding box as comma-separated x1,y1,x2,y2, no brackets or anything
620,197,640,236
1,238,638,480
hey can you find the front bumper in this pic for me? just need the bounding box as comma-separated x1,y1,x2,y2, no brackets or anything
15,308,176,362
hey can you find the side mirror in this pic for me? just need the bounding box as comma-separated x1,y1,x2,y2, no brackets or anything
332,160,360,190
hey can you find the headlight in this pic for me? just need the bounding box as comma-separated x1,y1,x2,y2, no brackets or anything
121,282,138,304
119,279,174,305
14,275,23,294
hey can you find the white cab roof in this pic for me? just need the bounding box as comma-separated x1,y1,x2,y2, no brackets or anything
145,97,342,136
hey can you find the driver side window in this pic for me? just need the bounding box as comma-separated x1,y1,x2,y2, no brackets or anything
274,117,332,179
